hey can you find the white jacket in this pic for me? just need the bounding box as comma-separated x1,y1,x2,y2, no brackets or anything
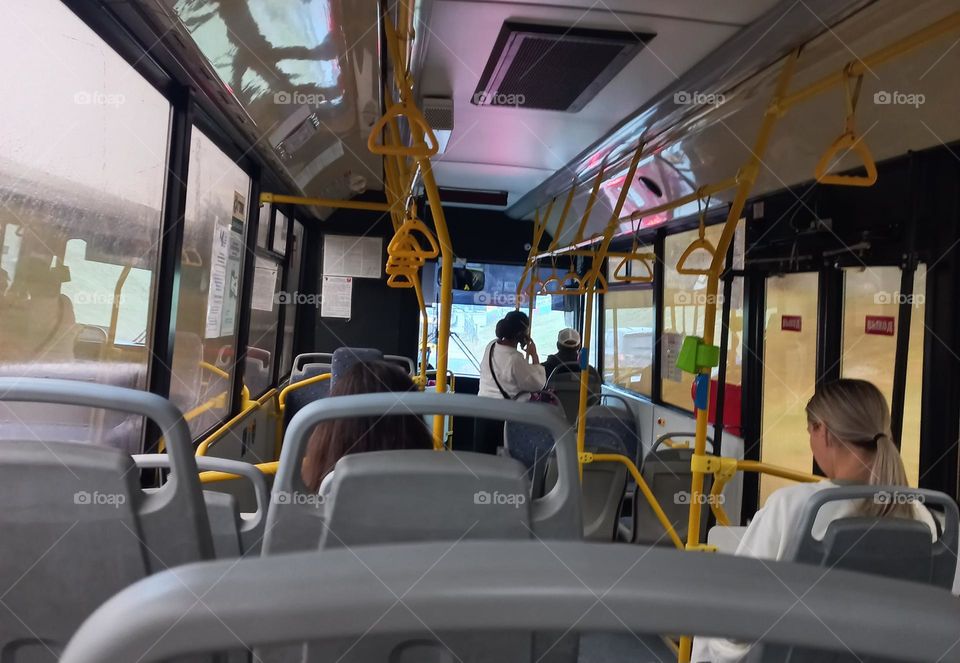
478,341,546,399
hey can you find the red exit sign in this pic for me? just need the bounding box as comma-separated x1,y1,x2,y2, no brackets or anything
781,315,802,332
865,315,895,336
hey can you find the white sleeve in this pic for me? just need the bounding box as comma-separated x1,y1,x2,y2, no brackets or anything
509,356,546,394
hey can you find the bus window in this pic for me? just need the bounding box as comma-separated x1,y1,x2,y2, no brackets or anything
661,221,744,410
169,128,251,438
760,272,819,502
0,0,167,450
246,254,283,398
280,220,304,377
841,265,926,486
603,288,654,395
423,263,573,377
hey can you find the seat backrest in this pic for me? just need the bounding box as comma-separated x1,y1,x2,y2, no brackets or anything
633,447,711,545
786,486,958,587
0,378,213,660
60,541,960,663
290,352,334,382
758,486,959,663
384,353,416,375
264,392,581,555
284,347,384,429
503,402,565,496
584,403,640,466
546,366,601,424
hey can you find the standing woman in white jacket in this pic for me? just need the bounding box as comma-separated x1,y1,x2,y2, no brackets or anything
691,378,937,662
473,310,546,454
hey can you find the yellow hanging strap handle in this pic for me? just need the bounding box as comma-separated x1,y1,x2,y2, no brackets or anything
814,65,877,187
368,103,440,158
612,252,655,283
388,216,441,260
675,194,717,276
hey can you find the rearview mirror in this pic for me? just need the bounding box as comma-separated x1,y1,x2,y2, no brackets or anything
441,266,485,291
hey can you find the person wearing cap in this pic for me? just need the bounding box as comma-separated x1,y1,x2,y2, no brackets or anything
542,328,600,382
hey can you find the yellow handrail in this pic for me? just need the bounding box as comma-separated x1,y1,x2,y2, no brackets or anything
277,372,332,411
584,452,683,549
199,461,278,484
194,387,276,457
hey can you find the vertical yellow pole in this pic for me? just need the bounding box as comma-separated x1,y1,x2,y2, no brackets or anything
677,50,798,663
576,144,644,479
107,266,131,348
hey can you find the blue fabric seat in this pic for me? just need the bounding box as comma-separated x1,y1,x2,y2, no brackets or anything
283,347,383,429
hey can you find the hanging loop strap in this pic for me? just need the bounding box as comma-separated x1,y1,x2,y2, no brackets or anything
814,65,877,187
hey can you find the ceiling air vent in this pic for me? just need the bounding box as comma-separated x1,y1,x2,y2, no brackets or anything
472,22,653,112
422,97,454,153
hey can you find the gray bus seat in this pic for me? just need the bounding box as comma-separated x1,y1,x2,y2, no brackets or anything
60,540,960,663
633,433,714,546
264,392,581,555
545,364,601,425
133,454,269,558
584,400,641,467
503,401,566,496
384,353,416,375
283,347,383,429
0,378,213,661
753,486,959,663
290,352,333,382
786,486,959,587
541,427,629,541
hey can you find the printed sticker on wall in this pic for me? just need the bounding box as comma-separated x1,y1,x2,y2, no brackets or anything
232,191,246,222
781,315,802,332
864,315,895,336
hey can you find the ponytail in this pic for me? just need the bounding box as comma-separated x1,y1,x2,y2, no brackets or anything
806,379,914,519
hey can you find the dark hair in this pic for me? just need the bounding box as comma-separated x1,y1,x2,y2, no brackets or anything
495,310,530,343
302,360,433,491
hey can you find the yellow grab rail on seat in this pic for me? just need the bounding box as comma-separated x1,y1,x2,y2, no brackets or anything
199,461,278,484
277,372,332,411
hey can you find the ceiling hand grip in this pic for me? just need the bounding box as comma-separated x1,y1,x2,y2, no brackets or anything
675,237,716,276
368,103,439,158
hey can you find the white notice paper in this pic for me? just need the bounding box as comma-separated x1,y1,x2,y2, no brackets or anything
322,235,382,279
205,223,230,338
661,332,684,382
321,276,353,319
251,256,279,311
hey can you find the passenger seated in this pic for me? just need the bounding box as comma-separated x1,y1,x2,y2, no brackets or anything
301,360,433,493
692,378,936,663
541,327,600,381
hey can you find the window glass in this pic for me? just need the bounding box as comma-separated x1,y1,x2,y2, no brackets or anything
0,0,168,452
246,253,283,398
280,220,304,377
169,128,251,438
661,221,744,410
603,289,654,395
273,211,288,255
760,272,819,503
841,265,926,486
423,263,574,377
257,204,272,249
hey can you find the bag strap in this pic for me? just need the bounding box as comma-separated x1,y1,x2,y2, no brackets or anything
488,343,512,400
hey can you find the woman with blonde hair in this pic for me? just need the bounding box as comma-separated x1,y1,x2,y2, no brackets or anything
692,378,935,662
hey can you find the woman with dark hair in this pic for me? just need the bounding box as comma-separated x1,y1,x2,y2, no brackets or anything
473,310,546,454
301,360,433,492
